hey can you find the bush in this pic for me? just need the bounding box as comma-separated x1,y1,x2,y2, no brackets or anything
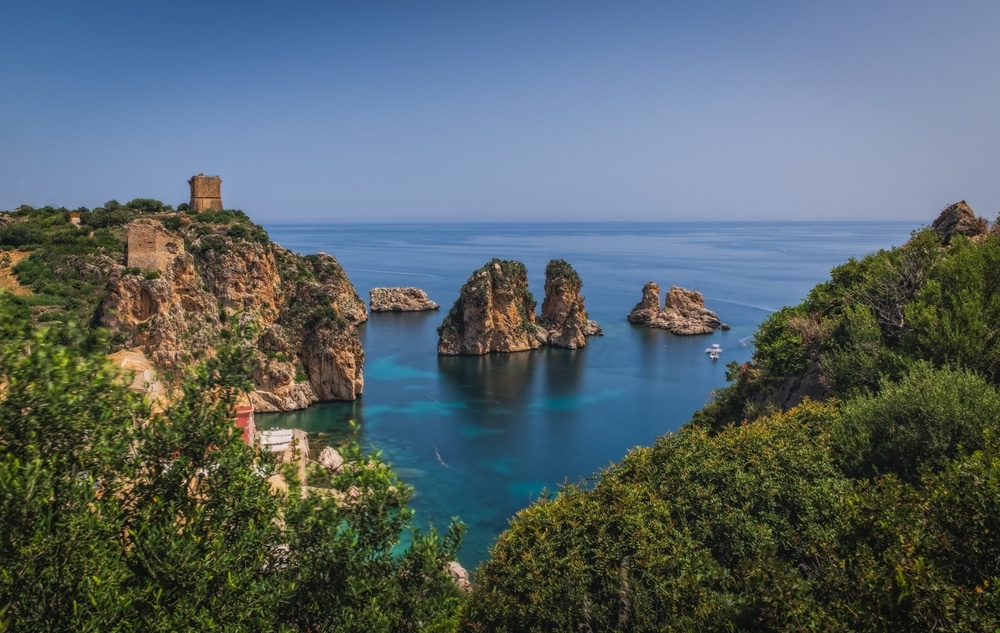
831,362,1000,482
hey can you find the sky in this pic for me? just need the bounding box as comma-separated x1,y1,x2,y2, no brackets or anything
2,0,998,223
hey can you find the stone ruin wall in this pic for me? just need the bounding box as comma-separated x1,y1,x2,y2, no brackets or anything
127,222,181,273
189,174,223,211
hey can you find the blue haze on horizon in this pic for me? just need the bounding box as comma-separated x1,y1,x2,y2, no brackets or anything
2,1,998,223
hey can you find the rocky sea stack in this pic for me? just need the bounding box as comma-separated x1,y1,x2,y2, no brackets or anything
627,282,727,335
437,259,541,355
437,258,600,355
538,258,602,349
369,287,439,312
97,217,366,412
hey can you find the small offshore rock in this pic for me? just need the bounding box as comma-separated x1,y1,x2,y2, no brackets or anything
369,287,439,312
627,282,724,335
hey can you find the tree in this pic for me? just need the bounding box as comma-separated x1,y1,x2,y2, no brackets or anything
0,297,465,631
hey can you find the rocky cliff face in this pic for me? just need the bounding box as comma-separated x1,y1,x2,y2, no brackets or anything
437,258,601,355
97,217,366,412
437,259,542,355
627,282,727,335
538,259,602,349
369,287,439,312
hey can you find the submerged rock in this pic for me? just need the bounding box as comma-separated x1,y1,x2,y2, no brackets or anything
538,259,602,349
627,282,727,335
437,259,541,355
369,287,439,312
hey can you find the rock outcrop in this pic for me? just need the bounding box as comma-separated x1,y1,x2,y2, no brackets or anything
437,258,602,355
369,287,439,312
932,200,988,244
537,259,602,349
437,259,542,355
627,282,727,335
97,218,367,412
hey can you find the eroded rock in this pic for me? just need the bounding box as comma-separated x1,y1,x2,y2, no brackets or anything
98,218,367,412
932,200,987,244
627,282,727,335
369,287,439,312
437,259,542,355
538,259,602,349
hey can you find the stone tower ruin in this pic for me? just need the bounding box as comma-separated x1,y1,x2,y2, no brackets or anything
188,174,223,211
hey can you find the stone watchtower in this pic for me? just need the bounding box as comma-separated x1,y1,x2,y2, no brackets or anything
188,174,223,211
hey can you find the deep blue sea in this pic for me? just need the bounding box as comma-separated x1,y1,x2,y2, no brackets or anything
260,221,919,569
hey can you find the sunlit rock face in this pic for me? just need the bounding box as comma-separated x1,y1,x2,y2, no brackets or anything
627,282,727,335
98,219,366,411
537,259,601,349
437,259,542,356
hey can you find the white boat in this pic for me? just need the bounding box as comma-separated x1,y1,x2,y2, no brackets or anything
705,344,723,355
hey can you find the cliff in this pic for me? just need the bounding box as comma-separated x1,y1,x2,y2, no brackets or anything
97,216,366,412
537,259,602,349
627,282,726,335
437,258,601,355
437,259,541,355
369,287,439,312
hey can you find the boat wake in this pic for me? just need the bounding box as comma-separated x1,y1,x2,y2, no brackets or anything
704,297,777,313
354,268,454,280
434,445,449,468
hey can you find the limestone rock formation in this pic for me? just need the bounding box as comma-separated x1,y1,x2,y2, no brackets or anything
537,259,602,349
437,258,602,355
369,287,439,312
97,218,367,412
437,259,542,355
932,200,988,244
445,561,472,592
627,282,727,335
317,446,345,473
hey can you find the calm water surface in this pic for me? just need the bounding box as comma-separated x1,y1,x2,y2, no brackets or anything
260,222,919,569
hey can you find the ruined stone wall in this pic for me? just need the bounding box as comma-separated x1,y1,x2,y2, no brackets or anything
127,221,181,273
189,174,223,211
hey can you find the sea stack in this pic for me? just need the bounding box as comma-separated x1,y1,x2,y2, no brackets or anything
627,282,727,335
437,259,542,355
538,259,602,349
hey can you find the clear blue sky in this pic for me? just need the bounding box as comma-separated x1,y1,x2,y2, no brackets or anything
2,0,998,223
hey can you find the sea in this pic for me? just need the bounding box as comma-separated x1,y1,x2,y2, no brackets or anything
259,221,920,570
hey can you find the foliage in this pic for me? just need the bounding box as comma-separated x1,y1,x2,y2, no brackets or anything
463,403,850,632
832,362,1000,482
0,296,465,631
463,222,1000,631
1,207,125,327
545,258,581,288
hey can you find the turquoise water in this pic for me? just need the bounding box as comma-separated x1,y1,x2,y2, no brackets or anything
260,221,919,569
